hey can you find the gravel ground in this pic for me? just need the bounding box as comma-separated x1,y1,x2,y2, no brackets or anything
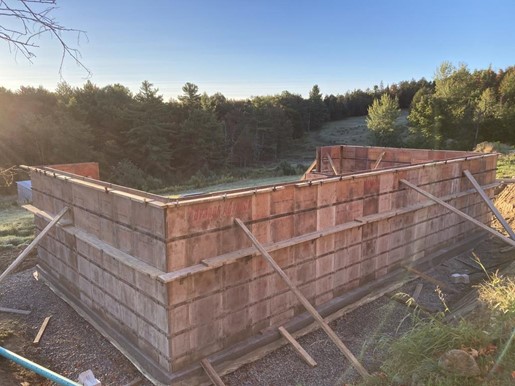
0,238,511,386
223,237,513,386
0,268,151,386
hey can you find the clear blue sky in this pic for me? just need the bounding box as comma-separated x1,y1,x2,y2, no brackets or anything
1,0,514,100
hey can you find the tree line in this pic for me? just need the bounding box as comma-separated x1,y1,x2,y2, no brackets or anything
0,78,426,188
366,63,515,150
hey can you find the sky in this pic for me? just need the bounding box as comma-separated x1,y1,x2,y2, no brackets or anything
1,0,515,100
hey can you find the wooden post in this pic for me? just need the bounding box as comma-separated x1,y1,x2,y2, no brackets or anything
399,180,515,248
372,151,385,170
464,170,515,240
278,326,317,367
235,218,370,379
0,207,69,284
200,359,226,386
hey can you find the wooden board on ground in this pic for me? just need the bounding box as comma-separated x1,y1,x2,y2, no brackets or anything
0,307,31,315
33,316,52,345
401,264,458,294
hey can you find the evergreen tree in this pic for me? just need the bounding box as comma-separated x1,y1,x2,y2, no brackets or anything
366,94,402,146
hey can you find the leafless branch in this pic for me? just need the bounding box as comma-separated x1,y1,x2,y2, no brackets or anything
0,0,90,77
0,166,18,187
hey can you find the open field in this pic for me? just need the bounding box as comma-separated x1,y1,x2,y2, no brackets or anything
282,110,408,166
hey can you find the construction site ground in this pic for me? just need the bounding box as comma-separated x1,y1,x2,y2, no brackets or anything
0,234,512,385
0,182,513,386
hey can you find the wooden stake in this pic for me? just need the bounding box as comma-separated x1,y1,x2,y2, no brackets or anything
0,207,69,285
326,155,338,175
33,316,51,345
372,151,385,170
400,179,515,248
200,359,226,386
464,170,515,240
235,218,370,379
401,265,458,293
278,326,317,367
0,307,31,315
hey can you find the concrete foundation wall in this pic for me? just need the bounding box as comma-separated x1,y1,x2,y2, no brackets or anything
25,147,498,383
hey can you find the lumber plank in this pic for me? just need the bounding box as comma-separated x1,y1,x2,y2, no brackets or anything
278,326,317,367
0,306,31,315
235,218,370,379
0,207,68,284
400,179,515,248
301,160,317,180
326,155,338,175
372,151,385,170
200,359,226,386
33,316,51,345
464,170,515,240
496,178,515,184
401,265,458,293
412,283,423,302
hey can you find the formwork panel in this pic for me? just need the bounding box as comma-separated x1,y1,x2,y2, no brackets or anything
25,148,499,384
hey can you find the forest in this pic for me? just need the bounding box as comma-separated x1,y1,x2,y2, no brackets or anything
0,62,514,190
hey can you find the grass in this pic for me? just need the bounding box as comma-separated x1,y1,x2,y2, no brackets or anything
360,272,515,386
497,153,515,179
0,196,34,249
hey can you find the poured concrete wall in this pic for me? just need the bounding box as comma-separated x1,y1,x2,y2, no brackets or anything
25,146,498,384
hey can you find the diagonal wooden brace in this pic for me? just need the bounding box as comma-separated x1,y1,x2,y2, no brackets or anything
235,218,370,379
464,170,515,240
0,206,69,284
399,179,515,248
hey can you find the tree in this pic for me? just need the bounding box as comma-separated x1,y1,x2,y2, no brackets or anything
124,81,172,177
366,94,401,146
307,84,329,131
178,82,201,109
0,0,89,75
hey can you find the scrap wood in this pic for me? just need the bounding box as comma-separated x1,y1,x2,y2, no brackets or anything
401,264,458,294
412,283,423,302
0,306,31,315
200,358,226,386
235,218,370,379
386,292,434,317
33,316,51,345
278,326,317,367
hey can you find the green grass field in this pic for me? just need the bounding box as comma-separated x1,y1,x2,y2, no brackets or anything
0,197,34,249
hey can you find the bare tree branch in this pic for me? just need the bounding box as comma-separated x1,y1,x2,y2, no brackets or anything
0,0,90,77
0,166,17,187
